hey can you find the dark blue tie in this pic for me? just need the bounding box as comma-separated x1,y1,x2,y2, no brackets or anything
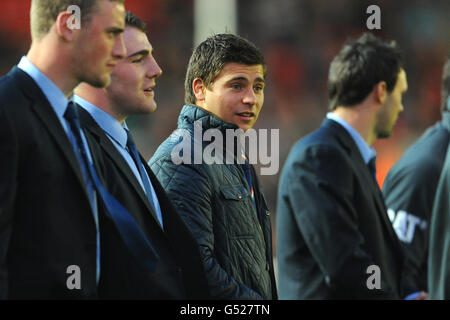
125,130,159,219
64,102,159,272
368,156,377,182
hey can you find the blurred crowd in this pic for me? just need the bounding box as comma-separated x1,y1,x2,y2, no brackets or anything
1,0,449,254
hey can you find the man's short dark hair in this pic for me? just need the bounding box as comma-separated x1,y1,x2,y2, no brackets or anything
30,0,125,41
184,33,266,105
442,54,450,112
328,32,403,111
125,11,147,33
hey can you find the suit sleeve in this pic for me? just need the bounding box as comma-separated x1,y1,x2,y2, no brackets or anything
0,105,18,297
151,159,262,299
287,144,398,299
428,149,450,299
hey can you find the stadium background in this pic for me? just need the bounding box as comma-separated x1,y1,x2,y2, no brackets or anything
1,0,449,262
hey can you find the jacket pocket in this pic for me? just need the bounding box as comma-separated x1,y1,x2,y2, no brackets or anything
219,185,250,201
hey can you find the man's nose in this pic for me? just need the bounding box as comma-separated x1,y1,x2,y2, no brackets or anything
112,34,126,59
242,87,256,105
147,57,163,79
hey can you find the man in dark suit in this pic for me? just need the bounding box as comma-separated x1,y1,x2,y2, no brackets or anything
277,33,408,299
382,56,450,299
73,12,210,299
0,0,126,298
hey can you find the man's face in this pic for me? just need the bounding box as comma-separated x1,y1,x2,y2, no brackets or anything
106,26,162,116
197,63,265,131
74,0,126,88
375,68,408,138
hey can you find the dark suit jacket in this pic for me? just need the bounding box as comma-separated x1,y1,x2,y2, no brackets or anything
0,67,98,299
77,106,210,299
277,118,404,299
382,112,450,295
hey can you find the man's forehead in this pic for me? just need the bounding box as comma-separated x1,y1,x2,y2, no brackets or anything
124,27,152,55
220,63,265,81
398,68,408,91
94,0,125,25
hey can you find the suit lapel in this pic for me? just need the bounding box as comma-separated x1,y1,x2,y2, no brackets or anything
354,152,405,256
77,106,163,230
143,161,212,298
12,68,91,202
144,162,170,220
324,119,404,254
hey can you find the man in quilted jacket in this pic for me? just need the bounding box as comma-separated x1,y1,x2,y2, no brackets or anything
149,34,277,299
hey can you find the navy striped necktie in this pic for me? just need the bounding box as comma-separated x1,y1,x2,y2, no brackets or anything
64,102,159,271
368,156,377,182
126,130,161,225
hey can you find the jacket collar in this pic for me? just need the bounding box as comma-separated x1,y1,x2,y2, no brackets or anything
442,111,450,132
177,104,238,132
177,105,245,160
326,113,376,164
74,94,128,148
321,118,359,156
17,56,69,120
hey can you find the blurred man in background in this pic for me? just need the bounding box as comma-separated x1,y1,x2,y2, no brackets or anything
428,144,450,300
277,33,407,299
73,11,210,299
0,0,126,298
149,34,277,299
382,55,450,299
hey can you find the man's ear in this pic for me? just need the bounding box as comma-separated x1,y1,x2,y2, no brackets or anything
374,81,387,104
193,78,206,102
54,10,78,42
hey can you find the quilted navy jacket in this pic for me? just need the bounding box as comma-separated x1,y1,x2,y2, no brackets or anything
149,105,277,299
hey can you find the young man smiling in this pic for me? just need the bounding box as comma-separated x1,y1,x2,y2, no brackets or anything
73,12,210,299
150,34,277,299
192,62,265,132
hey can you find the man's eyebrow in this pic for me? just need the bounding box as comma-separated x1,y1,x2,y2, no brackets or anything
227,76,248,83
105,26,124,34
127,49,150,59
226,76,265,83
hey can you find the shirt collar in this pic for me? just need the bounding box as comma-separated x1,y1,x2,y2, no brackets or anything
17,56,68,118
326,112,376,164
73,95,128,148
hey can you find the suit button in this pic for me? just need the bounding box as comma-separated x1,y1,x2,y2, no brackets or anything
238,195,242,199
265,211,270,216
